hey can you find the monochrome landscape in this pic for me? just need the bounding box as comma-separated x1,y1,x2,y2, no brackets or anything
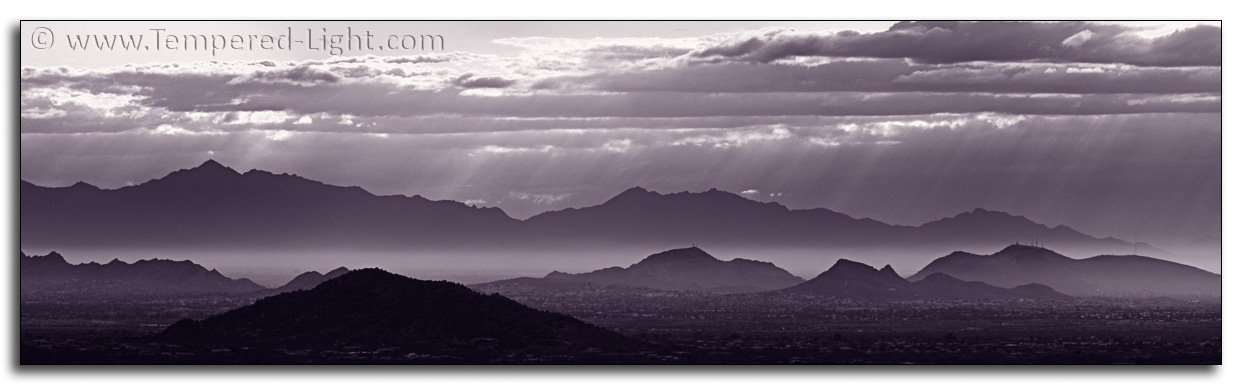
19,21,1221,364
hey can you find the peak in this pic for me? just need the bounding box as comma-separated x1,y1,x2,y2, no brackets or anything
1000,244,1047,253
183,159,241,175
879,264,899,276
611,186,654,199
330,268,398,282
825,258,877,274
325,267,351,278
672,246,707,253
960,208,1013,217
340,268,392,276
69,181,99,190
198,159,227,169
28,251,67,263
993,245,1073,261
638,247,719,263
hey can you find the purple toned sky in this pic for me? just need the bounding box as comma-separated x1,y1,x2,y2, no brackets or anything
20,21,1221,245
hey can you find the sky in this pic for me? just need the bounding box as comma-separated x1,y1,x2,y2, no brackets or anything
19,21,1222,246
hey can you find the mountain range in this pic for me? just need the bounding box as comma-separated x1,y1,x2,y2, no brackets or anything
481,245,1214,299
159,269,643,356
21,160,1155,266
481,247,804,293
20,251,265,294
908,245,1222,297
779,258,1069,300
20,160,515,250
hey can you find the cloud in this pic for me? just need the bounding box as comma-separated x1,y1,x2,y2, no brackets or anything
451,74,517,89
1061,30,1095,47
689,22,1221,67
541,60,1219,95
228,63,341,85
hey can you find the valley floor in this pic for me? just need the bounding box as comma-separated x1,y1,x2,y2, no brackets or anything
20,289,1221,364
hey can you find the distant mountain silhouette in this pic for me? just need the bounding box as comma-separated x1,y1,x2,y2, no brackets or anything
159,269,642,354
20,251,264,294
268,267,350,294
479,247,805,293
910,273,1070,300
21,160,1146,258
519,187,899,247
781,258,1069,300
781,259,919,299
20,160,518,249
908,245,1221,297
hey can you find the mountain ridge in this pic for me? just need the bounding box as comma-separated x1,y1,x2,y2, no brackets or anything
781,257,1072,300
22,160,1157,262
908,245,1221,297
480,247,806,293
20,250,265,294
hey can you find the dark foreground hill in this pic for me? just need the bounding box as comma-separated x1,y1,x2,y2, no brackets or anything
20,251,264,294
478,247,805,293
781,259,1068,300
158,269,645,360
908,245,1221,297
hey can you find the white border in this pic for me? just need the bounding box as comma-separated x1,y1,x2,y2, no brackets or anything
3,1,1233,383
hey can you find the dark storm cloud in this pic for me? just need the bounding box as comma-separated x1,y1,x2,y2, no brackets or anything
229,64,342,85
451,74,517,88
691,22,1221,67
